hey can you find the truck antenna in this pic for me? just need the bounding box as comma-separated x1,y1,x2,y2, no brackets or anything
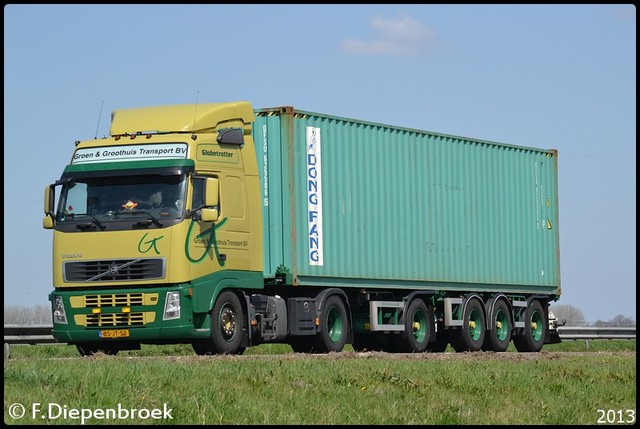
94,99,104,139
191,91,199,140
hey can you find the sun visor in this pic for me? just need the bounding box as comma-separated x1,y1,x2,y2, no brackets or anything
109,101,255,136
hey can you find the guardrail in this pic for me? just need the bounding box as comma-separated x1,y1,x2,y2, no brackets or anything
557,326,636,340
4,324,636,346
557,326,636,350
4,324,57,345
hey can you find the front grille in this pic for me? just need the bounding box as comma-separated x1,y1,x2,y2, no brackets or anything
64,258,165,282
84,312,146,327
69,293,159,309
85,293,144,307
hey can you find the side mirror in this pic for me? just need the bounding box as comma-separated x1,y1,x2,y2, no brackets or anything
201,208,219,222
200,177,219,222
43,215,54,229
205,178,219,207
43,185,54,229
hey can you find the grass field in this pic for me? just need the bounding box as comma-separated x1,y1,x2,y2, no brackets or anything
4,340,636,425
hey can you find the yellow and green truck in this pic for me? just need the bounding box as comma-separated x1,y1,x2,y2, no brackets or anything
44,101,561,356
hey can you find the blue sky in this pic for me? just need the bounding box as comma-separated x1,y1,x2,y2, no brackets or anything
4,4,636,323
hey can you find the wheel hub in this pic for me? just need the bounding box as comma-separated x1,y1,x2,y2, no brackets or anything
220,308,236,338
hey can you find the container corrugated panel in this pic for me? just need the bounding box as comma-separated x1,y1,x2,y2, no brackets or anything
253,107,560,296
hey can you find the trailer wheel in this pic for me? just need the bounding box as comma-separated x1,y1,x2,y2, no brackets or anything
513,300,547,352
315,295,348,353
210,291,246,355
396,299,432,353
450,297,486,352
482,299,512,352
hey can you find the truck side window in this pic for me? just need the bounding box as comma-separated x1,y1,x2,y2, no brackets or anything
192,175,221,221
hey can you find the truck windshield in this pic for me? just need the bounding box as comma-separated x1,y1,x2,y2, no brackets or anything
56,173,187,231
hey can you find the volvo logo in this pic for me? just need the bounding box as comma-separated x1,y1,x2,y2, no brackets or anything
61,254,83,259
109,265,119,275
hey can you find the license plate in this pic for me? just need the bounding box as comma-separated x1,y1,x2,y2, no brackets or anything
99,329,130,339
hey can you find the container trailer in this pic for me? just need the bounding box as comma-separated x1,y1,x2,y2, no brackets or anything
43,101,561,356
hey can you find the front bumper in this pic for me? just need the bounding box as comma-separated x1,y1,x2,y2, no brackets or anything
49,284,210,344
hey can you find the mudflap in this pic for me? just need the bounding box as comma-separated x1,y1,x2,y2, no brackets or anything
546,331,562,344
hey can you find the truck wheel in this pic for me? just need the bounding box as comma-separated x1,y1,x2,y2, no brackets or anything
450,297,486,352
210,291,246,355
513,300,547,352
315,295,348,353
482,299,512,352
396,299,432,353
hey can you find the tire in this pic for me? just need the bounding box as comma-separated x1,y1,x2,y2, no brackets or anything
513,300,547,353
396,299,432,353
482,299,512,352
210,291,246,355
450,297,486,352
315,295,348,353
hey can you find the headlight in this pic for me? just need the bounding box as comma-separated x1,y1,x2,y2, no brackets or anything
53,296,68,324
163,291,181,320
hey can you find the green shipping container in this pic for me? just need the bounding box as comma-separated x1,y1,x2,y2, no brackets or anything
254,107,560,299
